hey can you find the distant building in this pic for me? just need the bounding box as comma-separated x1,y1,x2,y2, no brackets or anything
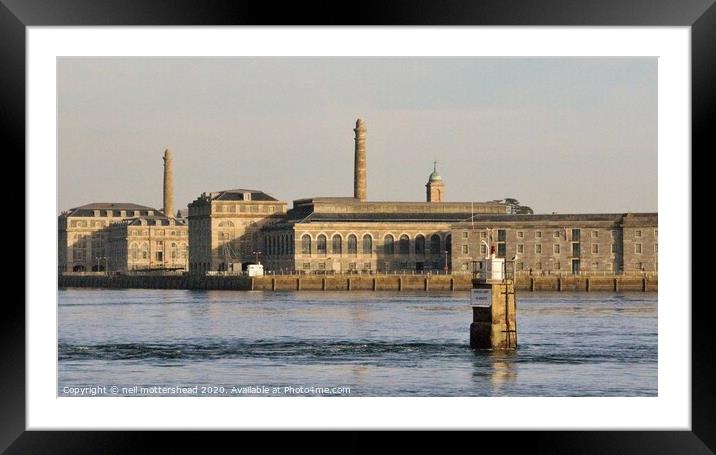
58,202,160,272
108,216,188,272
187,189,287,274
58,148,188,273
450,213,657,275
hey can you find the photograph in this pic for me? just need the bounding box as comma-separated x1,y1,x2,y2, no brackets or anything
57,56,658,398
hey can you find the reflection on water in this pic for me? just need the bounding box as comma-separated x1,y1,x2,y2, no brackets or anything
58,289,657,397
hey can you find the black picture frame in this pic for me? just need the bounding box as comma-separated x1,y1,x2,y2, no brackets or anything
3,0,709,452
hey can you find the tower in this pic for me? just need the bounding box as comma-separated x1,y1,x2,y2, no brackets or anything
426,161,445,202
163,149,174,218
353,118,367,201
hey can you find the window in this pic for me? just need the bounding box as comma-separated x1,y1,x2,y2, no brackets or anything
553,244,560,254
332,234,342,255
462,245,469,254
497,243,506,258
517,262,524,271
571,228,581,241
654,244,658,253
347,234,357,254
364,262,371,270
654,229,658,238
497,230,506,242
156,251,163,261
635,243,642,254
592,230,599,238
592,244,599,254
318,262,325,270
317,235,327,255
535,231,542,238
348,263,357,270
480,244,487,255
171,243,178,260
303,262,311,270
536,262,542,270
517,244,524,254
555,261,561,270
141,243,148,259
517,231,524,238
462,231,468,239
535,244,542,254
611,243,617,254
415,235,425,255
384,234,395,255
362,235,372,255
399,234,410,254
301,234,311,254
480,231,487,239
572,243,580,256
635,230,642,237
553,230,560,238
592,262,599,270
461,263,469,271
430,234,441,254
130,243,139,261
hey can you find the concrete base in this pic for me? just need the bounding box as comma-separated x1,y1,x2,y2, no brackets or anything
470,281,517,350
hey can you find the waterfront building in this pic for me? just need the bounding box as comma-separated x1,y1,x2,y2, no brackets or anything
450,213,658,275
187,189,287,274
108,216,188,272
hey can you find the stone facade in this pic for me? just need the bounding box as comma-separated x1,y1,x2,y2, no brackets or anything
58,203,163,272
260,197,507,273
108,216,188,272
450,213,658,275
187,189,287,274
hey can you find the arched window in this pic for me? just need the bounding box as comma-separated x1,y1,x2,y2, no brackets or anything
317,234,327,255
347,234,357,254
301,234,311,254
332,234,342,255
171,243,178,260
384,234,394,255
398,234,410,254
218,220,235,227
129,243,139,261
430,234,441,254
141,243,149,259
180,242,187,259
446,234,452,254
415,235,426,255
363,235,372,255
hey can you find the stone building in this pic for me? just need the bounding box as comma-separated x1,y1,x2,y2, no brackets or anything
58,202,160,272
450,213,658,275
108,216,188,272
261,197,506,274
59,148,188,272
187,189,287,274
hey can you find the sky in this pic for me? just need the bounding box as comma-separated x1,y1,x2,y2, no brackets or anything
58,57,657,214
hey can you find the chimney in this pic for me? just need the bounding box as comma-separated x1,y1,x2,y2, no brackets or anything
163,149,174,218
353,118,367,201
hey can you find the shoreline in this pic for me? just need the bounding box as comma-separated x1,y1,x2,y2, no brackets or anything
58,273,657,293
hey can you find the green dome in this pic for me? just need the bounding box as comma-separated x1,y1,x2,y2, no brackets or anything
428,170,442,182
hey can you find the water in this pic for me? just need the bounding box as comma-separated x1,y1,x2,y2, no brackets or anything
58,289,657,397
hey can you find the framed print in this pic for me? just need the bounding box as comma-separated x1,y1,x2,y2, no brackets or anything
3,0,712,452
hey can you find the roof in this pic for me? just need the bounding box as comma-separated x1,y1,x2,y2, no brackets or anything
428,170,442,182
451,212,658,225
288,212,481,223
206,189,279,202
123,216,187,227
62,202,158,217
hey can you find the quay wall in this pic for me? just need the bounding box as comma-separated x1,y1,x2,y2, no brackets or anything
59,274,657,292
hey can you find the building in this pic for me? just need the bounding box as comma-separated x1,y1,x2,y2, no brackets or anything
187,189,288,274
450,213,658,275
108,216,188,272
58,202,160,272
59,148,189,273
